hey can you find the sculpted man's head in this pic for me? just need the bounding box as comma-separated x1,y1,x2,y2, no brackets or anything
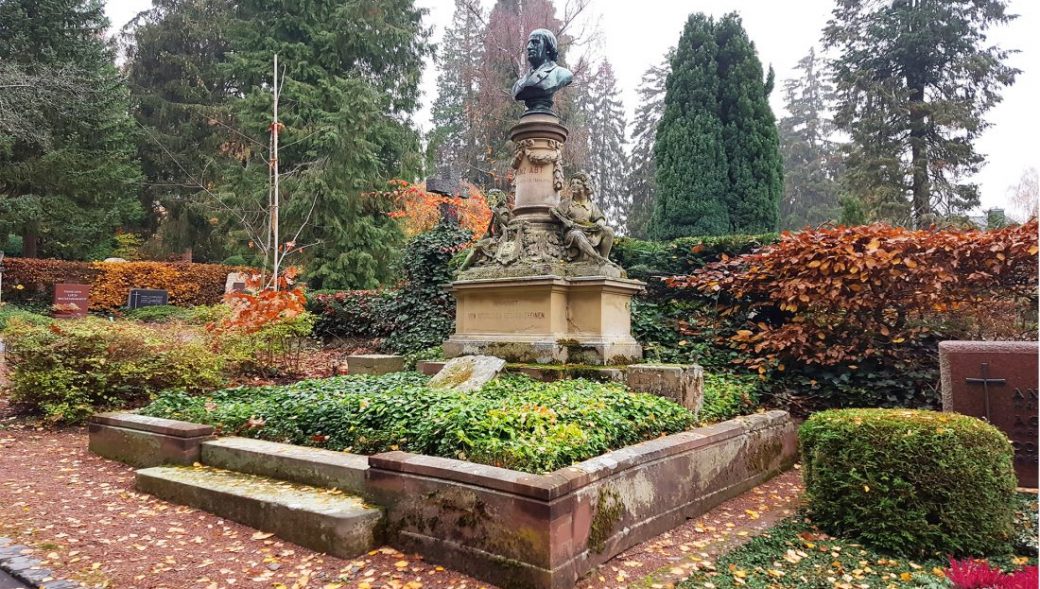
526,29,559,68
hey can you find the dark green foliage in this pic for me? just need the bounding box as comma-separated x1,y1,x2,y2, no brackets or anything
0,0,143,259
650,13,781,240
779,49,843,230
122,0,233,261
677,515,1034,589
141,373,696,474
308,290,393,340
825,0,1018,226
800,409,1016,557
381,219,471,353
3,317,225,423
714,14,782,234
650,14,728,239
699,372,761,423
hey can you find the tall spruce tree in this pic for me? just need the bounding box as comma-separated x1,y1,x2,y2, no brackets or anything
715,13,782,234
649,14,729,239
0,0,142,258
585,61,629,232
778,48,843,230
625,52,670,239
824,0,1018,227
428,0,485,183
123,0,234,261
215,0,432,288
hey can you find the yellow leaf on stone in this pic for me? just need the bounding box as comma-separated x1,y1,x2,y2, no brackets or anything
394,560,409,568
250,531,274,540
323,584,343,589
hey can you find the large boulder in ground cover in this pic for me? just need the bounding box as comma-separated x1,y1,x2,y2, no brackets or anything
799,408,1016,557
428,355,506,392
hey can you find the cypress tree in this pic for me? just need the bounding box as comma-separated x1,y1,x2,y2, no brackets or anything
0,0,142,258
649,14,728,240
715,13,782,234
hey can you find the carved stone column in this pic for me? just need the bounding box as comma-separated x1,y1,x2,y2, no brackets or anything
509,112,567,221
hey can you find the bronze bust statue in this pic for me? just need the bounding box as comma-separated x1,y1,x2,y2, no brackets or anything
512,29,573,114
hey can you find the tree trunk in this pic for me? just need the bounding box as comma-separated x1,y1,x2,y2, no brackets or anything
909,83,930,227
21,229,39,258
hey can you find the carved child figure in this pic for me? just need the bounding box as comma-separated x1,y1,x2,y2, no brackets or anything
551,172,616,264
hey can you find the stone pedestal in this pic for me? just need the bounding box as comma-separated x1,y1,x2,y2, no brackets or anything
443,275,643,365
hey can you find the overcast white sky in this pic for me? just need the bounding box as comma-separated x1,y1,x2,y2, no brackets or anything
105,0,1038,216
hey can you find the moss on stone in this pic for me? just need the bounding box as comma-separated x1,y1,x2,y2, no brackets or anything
588,486,625,554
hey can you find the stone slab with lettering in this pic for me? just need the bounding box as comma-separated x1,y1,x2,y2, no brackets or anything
127,288,169,309
53,283,90,318
428,355,506,393
225,272,249,293
940,340,1039,488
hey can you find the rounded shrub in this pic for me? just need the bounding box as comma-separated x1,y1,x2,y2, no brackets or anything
799,408,1016,557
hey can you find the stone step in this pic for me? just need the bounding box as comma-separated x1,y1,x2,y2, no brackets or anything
201,437,368,496
136,465,381,559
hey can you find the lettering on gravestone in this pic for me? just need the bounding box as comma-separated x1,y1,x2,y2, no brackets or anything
127,288,169,310
53,283,90,318
940,341,1040,488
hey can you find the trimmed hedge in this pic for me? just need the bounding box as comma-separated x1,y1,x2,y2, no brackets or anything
800,408,1017,557
610,233,778,285
3,317,225,423
0,257,245,311
141,373,696,474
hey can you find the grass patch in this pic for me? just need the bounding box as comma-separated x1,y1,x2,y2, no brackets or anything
677,502,1037,589
141,373,696,474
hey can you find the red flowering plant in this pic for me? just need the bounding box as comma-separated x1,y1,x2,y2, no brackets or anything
947,558,1039,589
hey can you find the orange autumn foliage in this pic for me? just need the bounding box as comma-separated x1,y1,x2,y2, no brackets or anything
380,179,492,239
216,269,307,334
667,221,1039,368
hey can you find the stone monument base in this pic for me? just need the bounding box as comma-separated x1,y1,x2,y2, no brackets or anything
443,275,644,365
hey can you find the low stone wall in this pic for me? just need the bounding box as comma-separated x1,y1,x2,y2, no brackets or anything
88,412,214,468
365,410,796,589
90,410,797,589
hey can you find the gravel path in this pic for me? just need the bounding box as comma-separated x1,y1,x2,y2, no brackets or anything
0,422,803,589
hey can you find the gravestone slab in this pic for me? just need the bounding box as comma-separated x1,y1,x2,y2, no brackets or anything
940,340,1039,488
428,355,506,393
225,272,249,293
626,364,704,416
53,283,90,318
346,354,404,375
127,288,169,309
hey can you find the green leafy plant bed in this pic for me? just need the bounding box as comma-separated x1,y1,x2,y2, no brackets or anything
677,512,1037,589
140,374,696,474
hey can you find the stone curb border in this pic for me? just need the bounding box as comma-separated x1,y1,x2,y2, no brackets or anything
0,538,84,589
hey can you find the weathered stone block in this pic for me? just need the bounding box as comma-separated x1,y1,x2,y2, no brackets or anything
201,437,369,496
428,355,506,392
136,466,381,559
625,364,704,415
346,354,404,375
416,360,447,376
88,412,214,467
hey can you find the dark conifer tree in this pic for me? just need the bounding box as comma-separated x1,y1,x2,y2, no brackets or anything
0,0,142,258
825,0,1018,226
625,52,670,239
649,14,729,239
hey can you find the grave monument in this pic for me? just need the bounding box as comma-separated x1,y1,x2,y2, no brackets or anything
940,340,1039,488
443,29,644,365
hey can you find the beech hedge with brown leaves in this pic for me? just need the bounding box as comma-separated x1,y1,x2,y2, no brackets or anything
666,221,1038,370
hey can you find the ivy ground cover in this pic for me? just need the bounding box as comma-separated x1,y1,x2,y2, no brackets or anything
676,494,1038,589
141,373,695,474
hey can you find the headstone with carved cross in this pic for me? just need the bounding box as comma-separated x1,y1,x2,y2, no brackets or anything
940,340,1039,488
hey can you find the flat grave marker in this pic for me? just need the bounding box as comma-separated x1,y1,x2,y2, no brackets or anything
53,283,90,318
127,288,169,310
940,340,1039,487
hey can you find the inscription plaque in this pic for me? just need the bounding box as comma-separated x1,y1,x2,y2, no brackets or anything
53,283,90,318
127,288,169,310
940,340,1039,487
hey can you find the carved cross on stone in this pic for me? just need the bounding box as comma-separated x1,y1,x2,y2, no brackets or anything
965,362,1006,422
